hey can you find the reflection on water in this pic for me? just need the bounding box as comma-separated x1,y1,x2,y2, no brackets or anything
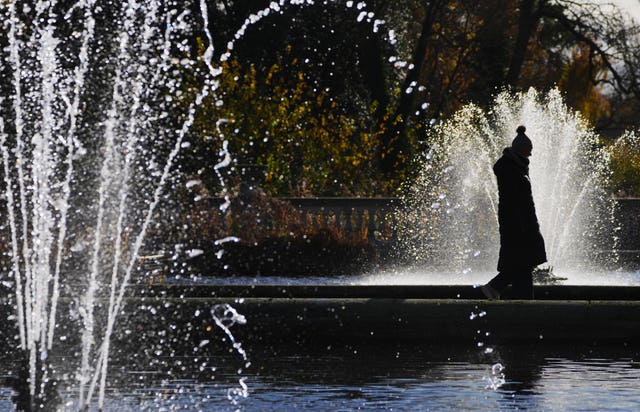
169,269,640,287
2,343,638,410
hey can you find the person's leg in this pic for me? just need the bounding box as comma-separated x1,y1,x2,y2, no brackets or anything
488,271,512,292
511,266,534,299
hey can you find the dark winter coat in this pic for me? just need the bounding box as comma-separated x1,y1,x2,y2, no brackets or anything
494,147,547,271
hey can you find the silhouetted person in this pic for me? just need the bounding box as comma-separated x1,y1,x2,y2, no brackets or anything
481,126,547,299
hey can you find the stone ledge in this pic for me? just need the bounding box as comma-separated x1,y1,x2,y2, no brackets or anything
132,284,640,301
120,289,640,344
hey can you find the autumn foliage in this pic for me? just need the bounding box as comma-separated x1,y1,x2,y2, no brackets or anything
185,52,414,197
180,0,640,198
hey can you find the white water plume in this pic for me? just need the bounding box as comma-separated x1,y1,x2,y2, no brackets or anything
0,0,213,409
0,0,422,408
400,88,616,275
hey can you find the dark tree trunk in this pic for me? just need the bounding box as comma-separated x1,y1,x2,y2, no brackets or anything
505,0,542,87
358,30,390,116
379,0,445,176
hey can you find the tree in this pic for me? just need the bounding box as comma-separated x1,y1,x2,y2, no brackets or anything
557,44,610,124
181,53,393,196
184,0,640,197
608,132,640,196
502,1,640,131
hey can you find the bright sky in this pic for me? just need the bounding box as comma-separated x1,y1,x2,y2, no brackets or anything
604,0,640,22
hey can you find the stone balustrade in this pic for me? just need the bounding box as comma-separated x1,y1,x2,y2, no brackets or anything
208,196,639,249
282,197,400,242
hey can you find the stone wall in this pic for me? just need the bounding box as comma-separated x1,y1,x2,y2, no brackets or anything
615,198,640,250
206,196,639,250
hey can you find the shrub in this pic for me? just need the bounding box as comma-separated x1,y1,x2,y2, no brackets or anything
608,132,640,197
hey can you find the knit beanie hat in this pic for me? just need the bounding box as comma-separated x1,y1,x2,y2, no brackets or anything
512,125,532,153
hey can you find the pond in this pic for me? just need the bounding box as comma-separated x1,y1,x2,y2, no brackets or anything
3,342,636,411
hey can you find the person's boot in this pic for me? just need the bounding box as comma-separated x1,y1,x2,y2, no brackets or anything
481,284,501,299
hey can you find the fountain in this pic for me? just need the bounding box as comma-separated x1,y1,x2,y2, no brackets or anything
378,88,626,286
0,0,211,409
0,0,405,409
2,0,640,410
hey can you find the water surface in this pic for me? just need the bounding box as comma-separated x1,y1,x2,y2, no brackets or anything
19,343,640,411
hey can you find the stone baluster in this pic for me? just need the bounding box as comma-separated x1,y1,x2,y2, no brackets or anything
344,208,353,237
367,208,376,241
334,208,342,231
390,211,398,240
300,209,309,230
320,207,328,227
379,208,387,237
356,209,365,237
